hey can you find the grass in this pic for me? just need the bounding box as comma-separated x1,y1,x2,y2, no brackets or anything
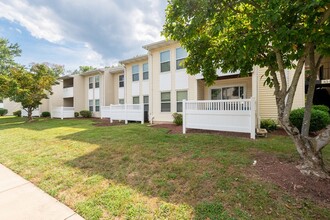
0,116,329,219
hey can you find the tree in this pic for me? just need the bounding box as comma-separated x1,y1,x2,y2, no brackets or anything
0,63,63,121
70,66,96,75
0,38,21,74
163,0,330,178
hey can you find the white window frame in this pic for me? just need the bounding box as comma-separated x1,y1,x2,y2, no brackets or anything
210,85,246,100
176,47,187,70
133,96,140,104
160,50,170,73
176,90,188,112
119,75,124,87
132,64,139,81
143,63,148,80
161,92,171,112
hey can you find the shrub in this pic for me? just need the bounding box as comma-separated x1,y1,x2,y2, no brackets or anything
74,112,79,117
41,111,51,117
312,105,329,113
260,119,277,132
289,108,330,132
0,108,8,116
80,110,92,118
172,113,183,126
13,110,21,117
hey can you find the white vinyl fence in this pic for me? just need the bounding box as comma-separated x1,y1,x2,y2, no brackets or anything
108,104,144,124
100,106,111,119
51,107,75,119
21,108,40,117
182,98,256,139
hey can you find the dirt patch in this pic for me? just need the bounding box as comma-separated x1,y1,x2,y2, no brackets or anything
92,118,125,127
251,152,330,205
151,123,250,138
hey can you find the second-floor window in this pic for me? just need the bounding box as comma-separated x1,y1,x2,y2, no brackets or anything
119,75,124,87
119,99,124,104
133,96,140,104
160,50,170,72
143,63,149,80
132,65,139,81
176,47,187,70
95,75,100,88
89,77,93,89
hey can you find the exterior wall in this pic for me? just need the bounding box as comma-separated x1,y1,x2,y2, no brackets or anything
124,58,149,105
112,71,124,104
257,67,305,122
2,99,21,115
83,73,102,118
73,75,85,113
148,42,198,122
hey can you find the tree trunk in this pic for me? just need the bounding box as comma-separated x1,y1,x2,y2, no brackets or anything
292,135,329,178
27,107,33,122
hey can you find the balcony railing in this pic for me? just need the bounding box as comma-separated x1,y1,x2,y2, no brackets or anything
63,87,74,98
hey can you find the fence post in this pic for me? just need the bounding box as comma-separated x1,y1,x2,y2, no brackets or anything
250,97,256,139
110,105,113,123
183,99,186,134
125,104,128,124
100,106,103,119
140,103,144,124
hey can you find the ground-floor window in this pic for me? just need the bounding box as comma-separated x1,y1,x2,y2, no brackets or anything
119,99,124,104
161,92,171,112
143,96,149,111
211,86,244,100
89,100,93,111
133,96,140,104
176,90,187,112
95,99,100,112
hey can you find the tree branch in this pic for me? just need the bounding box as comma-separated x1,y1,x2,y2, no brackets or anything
318,4,330,25
274,49,287,95
315,125,330,152
316,55,324,69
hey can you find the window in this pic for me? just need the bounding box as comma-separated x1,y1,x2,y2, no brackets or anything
119,75,124,87
143,63,148,80
89,77,93,89
95,75,100,88
132,65,139,81
176,47,187,70
160,50,170,72
143,95,149,112
176,91,187,112
161,92,171,112
133,96,140,104
95,99,100,112
211,86,244,100
119,99,125,104
89,100,93,112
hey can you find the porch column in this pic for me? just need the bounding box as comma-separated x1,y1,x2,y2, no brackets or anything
252,66,259,128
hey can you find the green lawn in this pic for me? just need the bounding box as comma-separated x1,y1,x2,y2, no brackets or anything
0,117,329,219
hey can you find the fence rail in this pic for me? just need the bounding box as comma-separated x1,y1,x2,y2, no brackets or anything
183,98,255,139
51,107,74,119
21,108,40,117
107,104,144,124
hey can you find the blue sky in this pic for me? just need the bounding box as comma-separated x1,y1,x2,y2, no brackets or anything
0,0,167,72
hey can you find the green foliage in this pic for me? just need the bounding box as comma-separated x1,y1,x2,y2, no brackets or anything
163,1,330,85
195,202,233,220
290,108,330,132
74,112,80,118
0,38,21,75
80,110,92,118
0,63,63,121
0,108,8,116
172,113,183,125
260,119,277,132
312,105,329,113
13,110,21,117
41,111,51,117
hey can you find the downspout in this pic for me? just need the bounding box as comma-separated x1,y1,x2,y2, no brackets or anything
148,52,154,124
124,66,127,104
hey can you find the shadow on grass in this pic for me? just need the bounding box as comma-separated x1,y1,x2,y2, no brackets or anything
59,123,262,218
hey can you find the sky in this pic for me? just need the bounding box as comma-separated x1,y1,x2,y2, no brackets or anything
0,0,167,72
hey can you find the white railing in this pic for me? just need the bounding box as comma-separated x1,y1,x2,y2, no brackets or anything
51,107,74,119
183,98,256,139
109,104,144,124
100,106,111,119
21,108,40,117
63,87,74,98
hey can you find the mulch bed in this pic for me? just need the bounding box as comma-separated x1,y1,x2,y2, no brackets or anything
92,118,126,127
252,152,330,206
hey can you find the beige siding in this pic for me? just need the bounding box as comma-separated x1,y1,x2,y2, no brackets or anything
73,75,85,113
3,99,21,115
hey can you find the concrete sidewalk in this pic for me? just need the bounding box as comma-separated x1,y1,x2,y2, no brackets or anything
0,164,84,220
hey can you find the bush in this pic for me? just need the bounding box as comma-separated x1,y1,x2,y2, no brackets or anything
260,119,277,132
0,108,8,116
312,105,329,113
80,110,92,118
289,108,330,132
74,112,79,117
41,111,51,117
13,110,21,117
172,113,183,126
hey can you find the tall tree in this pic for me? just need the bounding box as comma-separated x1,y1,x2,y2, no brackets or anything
0,63,63,121
163,0,330,178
